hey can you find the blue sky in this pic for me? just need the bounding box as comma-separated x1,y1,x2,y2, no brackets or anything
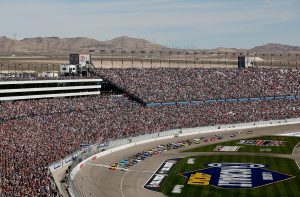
0,0,299,49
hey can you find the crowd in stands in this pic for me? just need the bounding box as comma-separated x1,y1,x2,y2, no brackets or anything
95,67,300,103
0,94,300,196
1,67,300,196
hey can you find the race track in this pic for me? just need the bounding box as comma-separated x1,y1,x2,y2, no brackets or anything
71,123,300,197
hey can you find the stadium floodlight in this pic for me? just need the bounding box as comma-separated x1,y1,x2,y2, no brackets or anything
111,50,116,68
100,50,105,67
121,50,126,68
149,51,154,68
287,53,291,66
209,52,214,65
140,51,146,68
168,51,172,67
130,50,136,66
201,51,205,65
184,51,188,68
193,52,198,66
279,54,282,66
271,53,274,66
159,51,163,67
176,51,180,67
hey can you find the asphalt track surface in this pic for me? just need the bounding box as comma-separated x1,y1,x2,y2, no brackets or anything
72,123,300,197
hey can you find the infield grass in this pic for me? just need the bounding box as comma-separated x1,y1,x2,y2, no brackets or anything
184,136,300,154
161,155,300,197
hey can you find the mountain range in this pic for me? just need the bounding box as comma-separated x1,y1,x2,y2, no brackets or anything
0,36,299,55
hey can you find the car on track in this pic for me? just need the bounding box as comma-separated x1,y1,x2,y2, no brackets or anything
210,137,216,141
109,163,118,170
236,130,244,134
200,136,206,140
230,133,236,138
247,130,253,134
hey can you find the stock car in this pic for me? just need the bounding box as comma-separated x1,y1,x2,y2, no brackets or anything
193,138,201,144
210,137,217,141
109,163,118,170
215,134,223,140
247,130,253,134
110,139,207,171
200,136,206,140
230,133,237,138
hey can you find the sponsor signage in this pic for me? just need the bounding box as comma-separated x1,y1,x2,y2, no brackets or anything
277,132,300,137
187,158,195,164
144,159,180,192
65,157,72,164
238,140,286,146
54,162,61,169
180,163,294,189
172,185,184,193
213,146,240,152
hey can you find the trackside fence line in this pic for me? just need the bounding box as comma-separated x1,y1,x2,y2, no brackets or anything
48,117,300,196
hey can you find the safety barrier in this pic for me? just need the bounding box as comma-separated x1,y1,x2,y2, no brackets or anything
49,117,300,197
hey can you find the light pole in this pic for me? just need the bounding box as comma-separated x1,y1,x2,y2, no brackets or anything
279,54,282,66
202,51,205,65
287,54,291,66
271,53,273,66
224,53,227,65
131,50,135,67
185,51,188,68
232,53,236,67
168,51,172,68
176,51,180,68
111,50,115,68
149,51,154,68
121,50,126,68
296,54,299,67
100,50,105,68
194,52,197,67
141,50,145,68
159,51,162,67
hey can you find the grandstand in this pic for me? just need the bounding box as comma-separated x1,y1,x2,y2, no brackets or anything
0,66,300,197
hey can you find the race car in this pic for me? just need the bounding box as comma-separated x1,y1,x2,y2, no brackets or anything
230,133,236,138
193,138,201,144
210,137,216,141
246,130,253,134
109,163,118,170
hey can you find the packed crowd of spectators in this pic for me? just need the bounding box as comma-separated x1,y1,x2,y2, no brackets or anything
0,94,300,196
95,67,300,103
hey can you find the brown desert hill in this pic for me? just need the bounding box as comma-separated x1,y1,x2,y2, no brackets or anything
20,37,107,52
0,36,29,52
0,36,165,54
250,43,300,53
0,36,299,55
106,36,165,50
